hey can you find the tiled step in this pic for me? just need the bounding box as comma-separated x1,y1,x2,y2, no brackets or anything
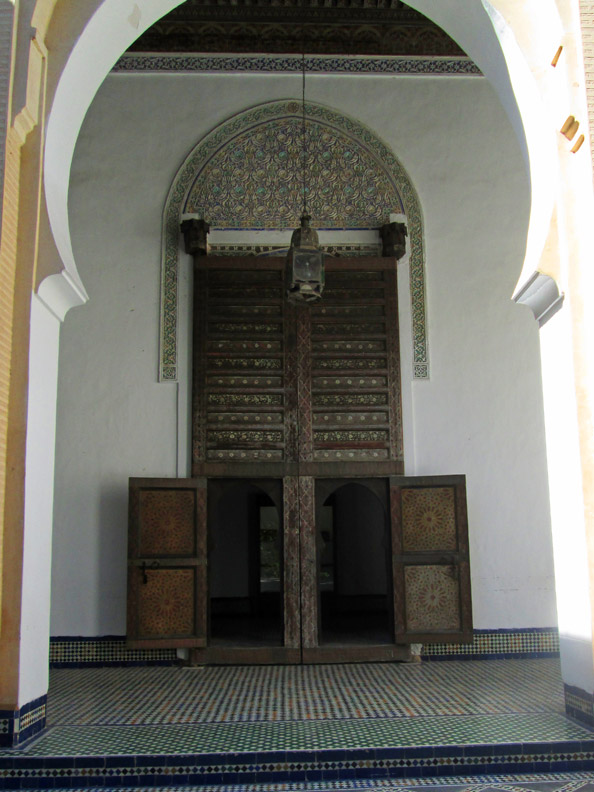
6,775,594,792
2,740,594,789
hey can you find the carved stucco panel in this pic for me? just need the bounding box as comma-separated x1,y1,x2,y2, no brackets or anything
160,100,428,381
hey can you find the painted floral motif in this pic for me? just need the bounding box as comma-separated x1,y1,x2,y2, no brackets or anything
402,486,456,552
404,565,460,633
184,117,404,229
160,101,429,381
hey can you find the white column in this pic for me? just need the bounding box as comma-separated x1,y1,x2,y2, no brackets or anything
18,294,61,706
539,305,594,694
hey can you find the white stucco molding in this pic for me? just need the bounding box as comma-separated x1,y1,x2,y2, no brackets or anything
481,1,561,298
513,270,564,327
36,270,88,323
42,0,185,313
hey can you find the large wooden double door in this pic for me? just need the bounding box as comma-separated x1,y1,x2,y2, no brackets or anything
127,258,472,662
128,473,471,663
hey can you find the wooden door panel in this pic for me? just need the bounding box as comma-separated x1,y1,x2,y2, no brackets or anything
127,479,207,648
390,475,472,644
283,476,301,649
193,263,287,468
403,564,462,632
137,488,196,557
309,263,403,465
298,476,318,649
191,257,404,477
401,486,458,552
134,566,196,638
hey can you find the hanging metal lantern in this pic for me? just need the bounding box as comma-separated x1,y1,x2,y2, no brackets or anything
286,214,325,304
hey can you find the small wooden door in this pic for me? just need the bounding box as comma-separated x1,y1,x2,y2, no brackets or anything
390,475,472,644
127,478,207,648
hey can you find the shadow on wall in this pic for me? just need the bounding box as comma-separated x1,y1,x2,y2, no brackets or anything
98,485,129,633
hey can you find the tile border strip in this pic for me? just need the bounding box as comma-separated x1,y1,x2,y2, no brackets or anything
48,629,559,667
422,628,560,661
0,695,46,748
1,741,593,789
49,637,177,667
113,53,483,77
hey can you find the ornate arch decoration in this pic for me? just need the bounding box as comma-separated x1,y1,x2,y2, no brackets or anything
160,100,428,381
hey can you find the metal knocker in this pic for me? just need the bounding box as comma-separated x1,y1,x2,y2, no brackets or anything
141,560,160,584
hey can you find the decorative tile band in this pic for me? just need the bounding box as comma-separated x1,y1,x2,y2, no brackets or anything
160,100,429,382
0,695,46,747
113,53,482,77
49,630,558,668
421,629,560,661
565,684,594,728
1,742,593,789
49,637,177,668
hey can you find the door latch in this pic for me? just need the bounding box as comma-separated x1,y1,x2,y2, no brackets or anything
141,560,160,584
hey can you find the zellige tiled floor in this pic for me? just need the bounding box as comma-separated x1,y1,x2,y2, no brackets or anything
1,658,591,757
2,658,594,792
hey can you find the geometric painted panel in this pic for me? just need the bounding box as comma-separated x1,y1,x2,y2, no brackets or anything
402,486,456,552
137,568,195,638
404,564,460,632
138,489,196,557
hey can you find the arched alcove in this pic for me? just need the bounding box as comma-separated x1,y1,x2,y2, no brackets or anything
160,100,429,382
5,0,592,739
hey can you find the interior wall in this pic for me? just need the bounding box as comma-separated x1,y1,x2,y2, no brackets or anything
334,486,388,598
210,486,251,599
51,70,556,636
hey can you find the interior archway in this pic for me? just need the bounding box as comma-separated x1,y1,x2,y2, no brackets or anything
4,3,592,748
318,481,392,646
42,0,549,310
208,480,283,647
52,5,551,650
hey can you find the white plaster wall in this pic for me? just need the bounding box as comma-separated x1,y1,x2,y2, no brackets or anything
51,70,556,635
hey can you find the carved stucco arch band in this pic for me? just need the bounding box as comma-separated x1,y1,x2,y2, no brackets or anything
160,100,428,381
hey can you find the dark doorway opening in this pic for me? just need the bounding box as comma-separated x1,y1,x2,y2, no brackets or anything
209,481,283,646
318,482,393,646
